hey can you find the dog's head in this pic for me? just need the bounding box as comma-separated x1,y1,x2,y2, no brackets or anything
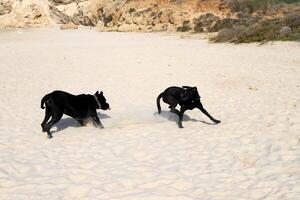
181,86,201,101
94,91,110,110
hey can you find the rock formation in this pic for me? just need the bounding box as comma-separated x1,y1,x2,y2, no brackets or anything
0,0,298,40
0,0,52,28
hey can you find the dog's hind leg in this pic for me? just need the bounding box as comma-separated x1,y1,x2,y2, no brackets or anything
197,103,221,124
170,106,186,128
163,95,178,108
44,112,63,139
41,106,51,132
169,106,180,116
76,119,85,126
178,107,187,128
164,97,179,115
169,107,186,128
163,96,185,128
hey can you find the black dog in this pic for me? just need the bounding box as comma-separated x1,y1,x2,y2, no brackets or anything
41,90,110,139
157,86,220,128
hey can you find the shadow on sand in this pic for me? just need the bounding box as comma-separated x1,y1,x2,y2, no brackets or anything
51,113,110,135
154,110,216,126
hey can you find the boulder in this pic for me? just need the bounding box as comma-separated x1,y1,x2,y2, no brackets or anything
280,26,292,37
60,22,78,29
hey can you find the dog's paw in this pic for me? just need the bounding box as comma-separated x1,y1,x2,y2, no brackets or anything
42,126,47,132
213,120,221,124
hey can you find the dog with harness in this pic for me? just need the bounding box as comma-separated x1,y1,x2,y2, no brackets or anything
157,86,221,128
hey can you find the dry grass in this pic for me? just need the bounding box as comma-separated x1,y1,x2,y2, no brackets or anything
225,0,300,14
210,11,300,43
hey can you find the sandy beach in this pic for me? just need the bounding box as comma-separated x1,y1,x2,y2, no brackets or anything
0,28,300,200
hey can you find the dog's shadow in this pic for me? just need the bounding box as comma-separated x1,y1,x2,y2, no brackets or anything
52,113,111,134
154,111,216,125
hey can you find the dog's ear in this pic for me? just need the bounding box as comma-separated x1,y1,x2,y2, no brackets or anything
182,86,192,89
100,91,103,95
95,91,99,95
193,87,201,98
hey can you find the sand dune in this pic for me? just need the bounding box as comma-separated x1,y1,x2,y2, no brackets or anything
0,28,300,200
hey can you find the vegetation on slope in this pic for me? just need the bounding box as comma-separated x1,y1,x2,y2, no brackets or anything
209,0,300,43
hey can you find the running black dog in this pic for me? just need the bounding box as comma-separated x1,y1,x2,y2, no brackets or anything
41,90,110,139
157,86,220,128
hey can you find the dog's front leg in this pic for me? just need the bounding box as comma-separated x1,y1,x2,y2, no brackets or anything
197,103,221,124
93,116,104,129
91,111,104,129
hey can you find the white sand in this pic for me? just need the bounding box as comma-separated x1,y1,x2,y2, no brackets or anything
0,28,300,200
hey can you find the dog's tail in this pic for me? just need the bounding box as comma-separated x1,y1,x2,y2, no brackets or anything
41,93,51,109
156,92,164,114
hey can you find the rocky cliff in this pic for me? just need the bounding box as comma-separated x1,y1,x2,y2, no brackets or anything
1,0,299,43
0,0,232,30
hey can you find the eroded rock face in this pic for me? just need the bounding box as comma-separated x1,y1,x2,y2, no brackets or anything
95,1,200,32
48,0,127,26
1,0,231,30
49,4,74,24
0,0,250,32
